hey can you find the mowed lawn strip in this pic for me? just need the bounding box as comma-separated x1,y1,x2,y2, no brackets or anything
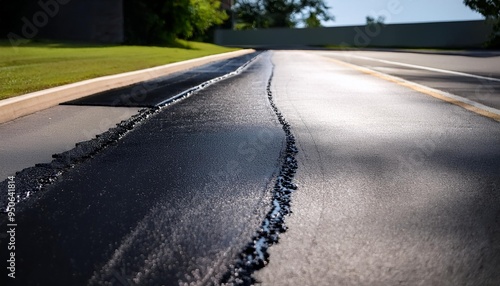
0,41,238,100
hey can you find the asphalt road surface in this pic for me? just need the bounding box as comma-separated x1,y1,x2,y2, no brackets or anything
64,52,259,107
1,52,285,285
321,50,500,110
256,50,500,285
1,50,500,285
0,106,140,178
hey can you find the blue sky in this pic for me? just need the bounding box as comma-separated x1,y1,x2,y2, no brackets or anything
323,0,484,26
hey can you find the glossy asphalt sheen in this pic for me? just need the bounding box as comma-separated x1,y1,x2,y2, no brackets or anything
256,51,500,285
321,50,500,110
2,53,285,285
63,52,260,107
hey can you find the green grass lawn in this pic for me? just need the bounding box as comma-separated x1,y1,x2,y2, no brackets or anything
0,40,239,100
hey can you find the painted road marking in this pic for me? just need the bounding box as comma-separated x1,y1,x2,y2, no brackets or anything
323,56,500,122
345,54,500,83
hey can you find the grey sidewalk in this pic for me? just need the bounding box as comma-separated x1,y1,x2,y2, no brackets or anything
0,105,140,178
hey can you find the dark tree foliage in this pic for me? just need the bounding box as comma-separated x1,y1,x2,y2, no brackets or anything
464,0,500,17
1,0,227,45
300,0,333,27
124,0,228,44
124,0,167,45
463,0,500,47
234,0,268,29
234,0,333,29
264,0,298,27
365,16,385,26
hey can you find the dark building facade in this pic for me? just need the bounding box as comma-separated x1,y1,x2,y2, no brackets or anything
4,0,124,44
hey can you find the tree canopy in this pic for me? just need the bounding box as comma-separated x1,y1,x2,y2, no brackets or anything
463,0,500,18
365,16,386,26
125,0,228,44
463,0,500,46
233,0,334,29
1,0,229,45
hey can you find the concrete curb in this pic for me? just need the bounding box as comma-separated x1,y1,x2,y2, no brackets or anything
0,49,255,124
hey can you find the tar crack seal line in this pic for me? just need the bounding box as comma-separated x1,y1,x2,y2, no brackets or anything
221,55,299,286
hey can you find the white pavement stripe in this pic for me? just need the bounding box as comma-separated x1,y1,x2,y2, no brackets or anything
346,54,500,83
352,62,500,118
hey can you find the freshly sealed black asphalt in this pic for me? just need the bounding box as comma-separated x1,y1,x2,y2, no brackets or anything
1,53,285,285
63,52,260,107
4,49,499,286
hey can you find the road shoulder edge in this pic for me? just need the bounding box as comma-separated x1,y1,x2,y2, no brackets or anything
323,55,500,122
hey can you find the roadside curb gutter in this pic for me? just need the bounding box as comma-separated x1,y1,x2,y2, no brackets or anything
0,49,255,124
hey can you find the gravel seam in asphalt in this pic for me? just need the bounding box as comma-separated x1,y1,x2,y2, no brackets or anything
221,55,299,285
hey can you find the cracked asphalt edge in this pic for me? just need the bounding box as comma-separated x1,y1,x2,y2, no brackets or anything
0,52,262,214
221,53,299,286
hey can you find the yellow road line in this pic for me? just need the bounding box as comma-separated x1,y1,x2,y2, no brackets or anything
325,56,500,122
